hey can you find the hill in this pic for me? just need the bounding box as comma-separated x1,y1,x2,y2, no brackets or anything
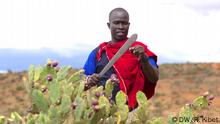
0,63,219,120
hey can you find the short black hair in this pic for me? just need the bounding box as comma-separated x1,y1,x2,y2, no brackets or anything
109,7,129,22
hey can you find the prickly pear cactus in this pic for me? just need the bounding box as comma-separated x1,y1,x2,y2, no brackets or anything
0,59,215,124
167,92,214,124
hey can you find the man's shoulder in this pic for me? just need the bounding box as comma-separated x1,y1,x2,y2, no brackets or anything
89,45,99,52
93,46,100,52
92,41,109,54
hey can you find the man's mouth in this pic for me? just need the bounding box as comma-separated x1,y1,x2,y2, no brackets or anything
116,31,125,36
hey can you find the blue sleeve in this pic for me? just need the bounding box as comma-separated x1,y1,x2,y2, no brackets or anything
148,57,158,69
83,49,97,75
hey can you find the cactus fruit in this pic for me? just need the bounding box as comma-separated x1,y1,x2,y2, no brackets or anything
93,105,100,112
92,99,99,106
51,60,59,67
47,63,51,67
41,87,48,93
41,85,47,93
71,101,77,110
95,92,101,98
55,66,60,72
46,74,53,81
208,94,215,101
47,59,52,67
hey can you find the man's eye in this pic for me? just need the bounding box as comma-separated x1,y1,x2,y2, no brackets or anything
123,22,128,25
113,22,119,25
113,21,129,25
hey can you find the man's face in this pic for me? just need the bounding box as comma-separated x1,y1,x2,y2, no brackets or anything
108,11,130,42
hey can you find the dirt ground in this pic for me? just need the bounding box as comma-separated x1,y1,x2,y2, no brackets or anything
151,63,220,123
0,63,220,123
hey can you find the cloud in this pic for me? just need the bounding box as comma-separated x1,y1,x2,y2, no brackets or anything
1,0,220,63
138,0,220,63
180,0,220,15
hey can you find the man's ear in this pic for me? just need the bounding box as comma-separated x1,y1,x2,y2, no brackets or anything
107,22,110,29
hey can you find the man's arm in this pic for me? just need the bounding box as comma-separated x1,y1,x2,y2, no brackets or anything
129,45,159,83
140,55,159,83
83,48,98,75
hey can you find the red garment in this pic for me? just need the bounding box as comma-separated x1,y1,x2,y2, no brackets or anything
96,39,157,109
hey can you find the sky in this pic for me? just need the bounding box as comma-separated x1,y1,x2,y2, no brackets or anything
0,0,220,63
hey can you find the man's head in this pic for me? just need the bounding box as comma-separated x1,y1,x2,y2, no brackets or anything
107,8,130,43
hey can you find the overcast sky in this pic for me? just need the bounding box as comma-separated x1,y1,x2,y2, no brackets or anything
0,0,220,62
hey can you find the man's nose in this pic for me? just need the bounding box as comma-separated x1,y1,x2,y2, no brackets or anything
118,23,124,29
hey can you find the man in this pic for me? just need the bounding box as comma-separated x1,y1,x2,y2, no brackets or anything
83,7,159,109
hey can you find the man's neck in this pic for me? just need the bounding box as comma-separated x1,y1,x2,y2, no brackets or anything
109,38,127,44
109,40,117,44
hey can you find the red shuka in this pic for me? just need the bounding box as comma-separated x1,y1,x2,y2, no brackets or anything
96,39,157,109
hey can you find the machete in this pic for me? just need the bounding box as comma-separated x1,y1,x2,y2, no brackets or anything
98,34,138,77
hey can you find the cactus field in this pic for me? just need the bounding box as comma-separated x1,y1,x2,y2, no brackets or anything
0,61,220,124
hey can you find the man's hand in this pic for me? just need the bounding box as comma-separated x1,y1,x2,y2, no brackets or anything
85,73,100,90
129,45,148,61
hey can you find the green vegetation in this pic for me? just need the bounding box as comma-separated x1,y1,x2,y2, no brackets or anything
0,60,214,124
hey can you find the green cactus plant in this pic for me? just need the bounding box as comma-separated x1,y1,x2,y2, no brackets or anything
192,96,209,109
135,91,150,123
57,66,71,81
0,60,216,124
74,96,85,121
60,95,71,115
105,79,114,98
32,89,49,113
34,65,42,82
0,116,6,124
48,80,61,104
115,91,129,123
